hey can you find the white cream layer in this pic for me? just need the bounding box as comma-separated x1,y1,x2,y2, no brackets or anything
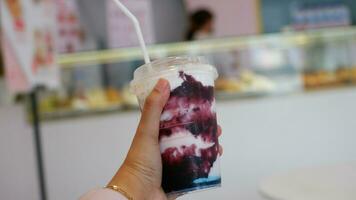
160,129,215,156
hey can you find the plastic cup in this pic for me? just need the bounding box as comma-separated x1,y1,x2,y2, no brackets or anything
130,57,221,196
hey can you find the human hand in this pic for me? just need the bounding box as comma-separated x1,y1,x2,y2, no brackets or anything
108,79,223,200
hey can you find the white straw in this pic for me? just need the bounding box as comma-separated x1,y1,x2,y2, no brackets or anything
112,0,151,64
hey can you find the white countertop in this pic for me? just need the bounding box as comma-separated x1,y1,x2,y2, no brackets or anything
1,87,356,200
260,162,356,200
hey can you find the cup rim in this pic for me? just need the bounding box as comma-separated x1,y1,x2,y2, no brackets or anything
131,56,218,87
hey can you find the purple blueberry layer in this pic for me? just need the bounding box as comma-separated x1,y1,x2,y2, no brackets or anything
160,71,220,193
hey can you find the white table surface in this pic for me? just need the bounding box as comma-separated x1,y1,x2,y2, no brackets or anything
260,162,356,200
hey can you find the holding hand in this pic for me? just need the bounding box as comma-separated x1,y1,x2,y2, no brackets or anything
108,79,223,200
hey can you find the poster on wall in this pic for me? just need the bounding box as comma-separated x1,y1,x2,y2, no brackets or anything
54,0,83,54
1,0,59,93
106,0,155,48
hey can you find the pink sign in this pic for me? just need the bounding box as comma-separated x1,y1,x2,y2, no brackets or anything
1,0,60,93
2,35,29,93
54,0,82,53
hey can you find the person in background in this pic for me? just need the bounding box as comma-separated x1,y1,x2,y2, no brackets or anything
185,9,214,41
185,9,237,79
80,79,223,200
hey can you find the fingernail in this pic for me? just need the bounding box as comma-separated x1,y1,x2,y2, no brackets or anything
154,79,169,93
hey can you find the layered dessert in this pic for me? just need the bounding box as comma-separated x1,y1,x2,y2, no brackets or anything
159,71,221,194
131,57,221,196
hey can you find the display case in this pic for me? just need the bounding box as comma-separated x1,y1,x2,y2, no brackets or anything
37,27,356,120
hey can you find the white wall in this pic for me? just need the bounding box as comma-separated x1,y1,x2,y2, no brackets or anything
1,88,356,200
0,106,40,200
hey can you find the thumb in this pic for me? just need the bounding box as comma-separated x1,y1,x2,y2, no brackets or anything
137,79,170,140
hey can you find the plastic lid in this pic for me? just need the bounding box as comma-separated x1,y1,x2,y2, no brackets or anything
131,56,218,85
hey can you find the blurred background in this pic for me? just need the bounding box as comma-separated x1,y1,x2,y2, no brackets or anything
1,0,356,200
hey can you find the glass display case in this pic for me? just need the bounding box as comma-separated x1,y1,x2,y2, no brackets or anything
38,27,356,120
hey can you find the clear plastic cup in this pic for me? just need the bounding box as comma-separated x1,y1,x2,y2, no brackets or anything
130,57,221,196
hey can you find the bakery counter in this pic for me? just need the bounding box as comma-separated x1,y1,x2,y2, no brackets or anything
34,26,356,120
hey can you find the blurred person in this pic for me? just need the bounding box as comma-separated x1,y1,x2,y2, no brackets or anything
80,79,223,200
185,9,237,78
185,9,214,41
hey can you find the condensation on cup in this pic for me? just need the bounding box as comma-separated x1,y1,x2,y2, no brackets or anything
131,57,221,196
